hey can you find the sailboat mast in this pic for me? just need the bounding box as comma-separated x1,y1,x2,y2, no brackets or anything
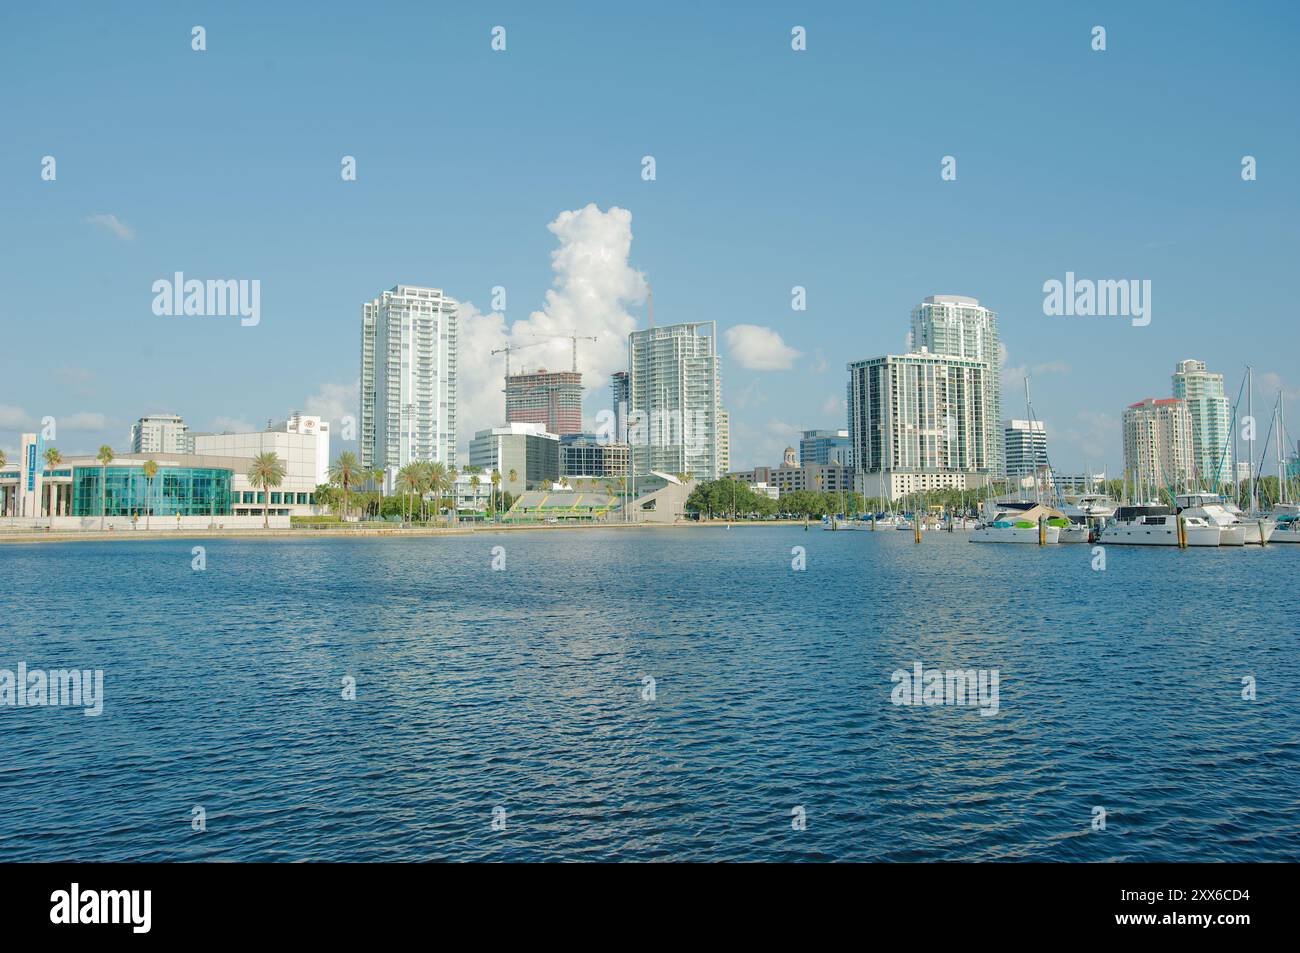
1247,365,1256,512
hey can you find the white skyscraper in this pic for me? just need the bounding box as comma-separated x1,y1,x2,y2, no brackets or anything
1004,419,1048,481
910,295,1003,475
361,285,458,473
627,322,722,480
1123,398,1195,492
847,351,990,500
1172,359,1232,487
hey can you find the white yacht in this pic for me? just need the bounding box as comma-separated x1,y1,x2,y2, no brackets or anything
1174,493,1250,546
1269,503,1300,543
1099,504,1221,546
1057,494,1116,544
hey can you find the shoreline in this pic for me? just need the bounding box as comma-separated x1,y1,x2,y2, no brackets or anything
0,519,812,545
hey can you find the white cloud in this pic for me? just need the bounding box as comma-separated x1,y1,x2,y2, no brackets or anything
85,213,135,240
61,411,111,431
210,416,256,433
724,324,801,371
302,380,358,432
0,405,31,429
821,394,844,417
456,203,647,455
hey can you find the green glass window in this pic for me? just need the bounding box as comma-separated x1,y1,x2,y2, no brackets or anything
72,466,233,517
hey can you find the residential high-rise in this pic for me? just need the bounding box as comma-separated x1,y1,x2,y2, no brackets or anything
1003,419,1047,482
909,295,1002,475
361,285,457,473
799,429,851,466
717,409,731,474
847,350,990,500
627,322,723,480
1122,398,1195,493
130,414,192,454
1172,359,1232,487
610,371,629,442
505,369,582,436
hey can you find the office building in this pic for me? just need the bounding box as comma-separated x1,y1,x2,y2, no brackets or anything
560,433,629,478
627,322,723,480
1004,419,1048,481
361,284,458,474
799,429,851,466
909,295,1002,475
1172,359,1232,487
468,422,560,497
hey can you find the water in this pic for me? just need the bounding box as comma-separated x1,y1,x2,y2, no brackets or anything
1,527,1296,861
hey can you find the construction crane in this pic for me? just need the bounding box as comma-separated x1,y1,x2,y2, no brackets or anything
524,333,597,373
490,341,545,379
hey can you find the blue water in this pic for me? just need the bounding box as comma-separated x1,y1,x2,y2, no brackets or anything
1,527,1296,861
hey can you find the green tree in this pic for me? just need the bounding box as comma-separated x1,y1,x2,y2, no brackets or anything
142,458,158,530
248,452,286,529
96,445,114,530
330,451,362,521
490,469,502,517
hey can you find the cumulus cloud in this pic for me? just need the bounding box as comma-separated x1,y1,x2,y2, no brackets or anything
85,213,135,240
61,411,111,431
302,379,359,434
455,203,647,455
724,324,801,371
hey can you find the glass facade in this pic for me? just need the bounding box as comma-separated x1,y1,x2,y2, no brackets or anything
72,466,233,517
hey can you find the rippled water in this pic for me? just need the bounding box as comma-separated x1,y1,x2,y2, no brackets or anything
1,527,1296,861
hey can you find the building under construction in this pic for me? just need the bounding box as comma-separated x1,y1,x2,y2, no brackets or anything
505,369,583,436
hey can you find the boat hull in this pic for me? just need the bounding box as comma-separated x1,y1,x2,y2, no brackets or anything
970,525,1061,544
1101,524,1221,546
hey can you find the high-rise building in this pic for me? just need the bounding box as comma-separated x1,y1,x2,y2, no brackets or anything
799,429,851,466
1122,398,1195,493
717,409,731,474
627,322,723,480
847,351,990,500
130,414,192,454
1003,419,1047,481
610,371,629,443
361,285,457,473
505,369,582,436
909,295,1002,475
1172,359,1232,487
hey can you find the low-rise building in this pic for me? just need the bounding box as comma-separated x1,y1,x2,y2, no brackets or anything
468,422,561,497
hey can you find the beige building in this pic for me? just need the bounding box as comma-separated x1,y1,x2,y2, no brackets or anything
1123,398,1195,493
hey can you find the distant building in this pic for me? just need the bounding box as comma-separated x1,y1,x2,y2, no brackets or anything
560,432,629,478
267,411,331,486
130,414,192,454
610,371,629,442
468,422,560,497
1172,359,1232,487
847,350,991,500
717,409,731,475
799,429,851,466
191,418,329,514
506,368,583,436
628,322,723,480
361,284,457,473
1123,398,1195,493
1004,419,1047,483
909,295,1002,475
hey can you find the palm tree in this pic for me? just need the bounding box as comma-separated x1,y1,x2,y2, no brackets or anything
370,466,385,520
490,469,501,518
329,451,362,521
142,459,159,529
469,474,481,519
248,452,286,529
396,463,420,523
96,445,114,530
425,461,448,524
43,447,62,529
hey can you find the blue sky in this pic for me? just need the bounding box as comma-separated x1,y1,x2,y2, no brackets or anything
2,0,1298,473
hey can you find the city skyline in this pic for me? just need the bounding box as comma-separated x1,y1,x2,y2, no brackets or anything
3,2,1299,474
